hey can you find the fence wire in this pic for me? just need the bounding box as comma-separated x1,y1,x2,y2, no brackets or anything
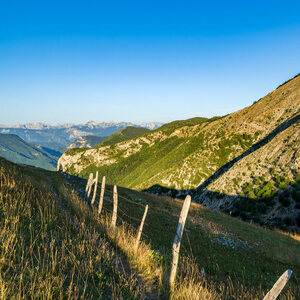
73,176,197,259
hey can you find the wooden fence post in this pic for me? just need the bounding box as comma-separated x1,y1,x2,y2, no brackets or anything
98,176,106,216
111,185,118,228
169,195,191,286
90,171,99,206
263,270,292,300
87,175,94,199
135,205,149,250
84,173,93,202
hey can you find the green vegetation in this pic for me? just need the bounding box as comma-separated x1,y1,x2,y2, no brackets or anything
97,126,150,147
65,147,87,155
157,117,209,134
233,173,300,229
77,129,258,192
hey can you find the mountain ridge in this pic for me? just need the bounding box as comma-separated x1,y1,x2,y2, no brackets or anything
57,74,300,230
0,133,61,170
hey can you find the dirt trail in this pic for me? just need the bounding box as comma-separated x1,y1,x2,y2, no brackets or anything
48,176,161,299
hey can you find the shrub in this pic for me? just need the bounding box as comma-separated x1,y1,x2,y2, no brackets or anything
248,191,256,199
283,217,292,226
279,194,291,207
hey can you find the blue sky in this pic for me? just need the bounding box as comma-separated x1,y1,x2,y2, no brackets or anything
0,0,300,125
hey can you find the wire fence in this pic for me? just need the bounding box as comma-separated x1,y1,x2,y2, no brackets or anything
71,173,193,254
63,172,294,296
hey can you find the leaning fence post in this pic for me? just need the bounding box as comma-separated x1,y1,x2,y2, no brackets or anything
84,173,93,202
98,176,106,216
263,270,292,300
90,171,99,206
169,195,191,286
87,174,94,200
111,185,118,228
135,205,149,250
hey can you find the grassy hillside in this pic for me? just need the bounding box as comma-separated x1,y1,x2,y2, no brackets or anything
0,157,146,298
97,126,151,147
0,133,61,170
1,157,299,298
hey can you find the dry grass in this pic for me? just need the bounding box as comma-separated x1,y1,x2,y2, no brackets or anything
274,228,300,242
55,179,220,299
59,175,299,299
0,160,142,299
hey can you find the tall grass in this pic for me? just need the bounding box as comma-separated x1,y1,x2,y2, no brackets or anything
0,160,141,299
62,176,299,299
54,180,221,299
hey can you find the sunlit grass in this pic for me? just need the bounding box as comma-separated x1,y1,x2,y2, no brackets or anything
0,159,141,299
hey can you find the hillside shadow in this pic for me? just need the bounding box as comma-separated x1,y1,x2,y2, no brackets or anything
144,113,300,198
144,186,300,232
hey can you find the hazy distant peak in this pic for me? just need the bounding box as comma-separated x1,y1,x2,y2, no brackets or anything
1,121,163,131
13,122,51,130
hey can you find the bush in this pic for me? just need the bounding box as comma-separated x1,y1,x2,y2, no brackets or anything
257,203,267,214
293,191,300,202
297,214,300,227
283,217,292,226
248,191,256,199
279,194,291,207
279,181,290,189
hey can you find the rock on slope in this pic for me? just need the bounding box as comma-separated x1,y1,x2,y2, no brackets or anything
67,135,107,149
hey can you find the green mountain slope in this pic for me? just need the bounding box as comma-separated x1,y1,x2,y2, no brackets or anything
97,126,151,147
58,75,299,188
0,133,61,170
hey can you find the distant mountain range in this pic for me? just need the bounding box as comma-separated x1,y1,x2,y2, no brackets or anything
0,134,61,170
0,121,163,151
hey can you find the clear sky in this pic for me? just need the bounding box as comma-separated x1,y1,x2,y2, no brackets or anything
0,0,300,125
